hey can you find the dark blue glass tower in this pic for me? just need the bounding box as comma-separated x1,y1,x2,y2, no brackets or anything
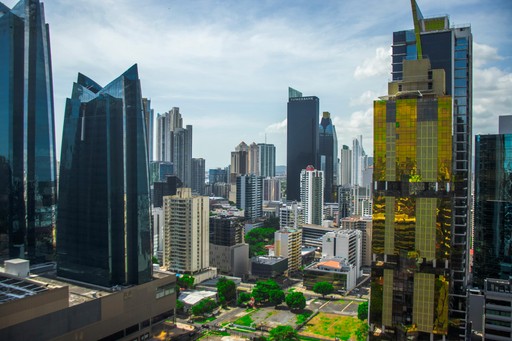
57,65,152,287
319,112,338,202
286,87,319,201
0,0,57,263
473,133,512,288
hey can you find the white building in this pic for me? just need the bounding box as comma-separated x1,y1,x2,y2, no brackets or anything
279,202,303,229
322,229,362,277
300,165,324,225
163,188,209,274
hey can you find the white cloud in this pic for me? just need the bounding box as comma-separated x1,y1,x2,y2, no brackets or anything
265,119,287,134
354,47,391,80
473,42,504,68
350,90,378,107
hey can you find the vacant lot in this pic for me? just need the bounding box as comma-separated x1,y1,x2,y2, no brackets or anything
300,313,366,340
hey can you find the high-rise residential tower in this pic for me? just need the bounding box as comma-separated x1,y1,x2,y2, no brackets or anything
286,88,319,201
319,112,338,202
230,142,248,183
351,135,365,187
258,143,276,178
340,145,352,187
473,116,512,288
236,174,263,221
173,125,193,187
163,188,209,274
191,158,205,195
0,0,57,263
57,65,152,287
156,107,182,162
248,142,259,175
300,166,324,225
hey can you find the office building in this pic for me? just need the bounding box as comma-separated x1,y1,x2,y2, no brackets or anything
351,135,365,187
319,112,338,202
473,126,512,288
191,158,205,195
274,228,302,273
322,229,362,277
155,107,182,162
301,223,338,250
230,142,248,183
341,216,373,268
57,65,151,287
340,145,352,187
163,188,209,274
482,279,512,340
0,270,176,341
251,256,288,279
263,177,281,202
248,142,259,175
173,125,192,187
209,215,249,277
258,143,276,177
149,161,174,186
209,168,228,186
338,186,352,220
300,166,324,225
0,0,57,263
142,98,154,161
303,258,357,292
153,175,182,209
280,202,303,229
286,87,319,201
236,174,263,221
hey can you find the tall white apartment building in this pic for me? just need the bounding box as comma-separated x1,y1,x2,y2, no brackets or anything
300,165,324,225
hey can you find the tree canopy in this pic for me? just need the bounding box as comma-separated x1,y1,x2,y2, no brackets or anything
177,274,195,289
358,301,368,321
312,281,334,298
269,325,299,341
285,292,306,311
245,227,276,257
191,298,217,316
216,277,236,305
252,279,284,305
237,291,251,306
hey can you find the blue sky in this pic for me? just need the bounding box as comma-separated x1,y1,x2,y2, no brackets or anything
5,0,512,168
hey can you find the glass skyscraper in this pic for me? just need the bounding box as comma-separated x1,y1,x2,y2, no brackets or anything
370,0,472,337
473,132,512,288
57,65,152,287
0,0,57,263
286,87,319,201
319,112,338,202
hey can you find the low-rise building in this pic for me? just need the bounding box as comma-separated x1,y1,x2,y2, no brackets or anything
250,256,288,279
303,258,357,292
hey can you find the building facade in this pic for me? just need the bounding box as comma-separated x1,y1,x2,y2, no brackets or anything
163,188,209,274
57,65,152,287
300,166,324,225
236,174,263,221
340,145,352,187
155,107,182,162
319,112,338,203
0,0,58,263
142,98,154,161
191,158,205,195
322,229,362,277
274,228,302,273
263,177,281,202
286,87,319,201
473,131,512,288
173,125,193,187
258,143,276,177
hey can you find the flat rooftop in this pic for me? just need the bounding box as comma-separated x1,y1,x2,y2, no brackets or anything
0,273,48,304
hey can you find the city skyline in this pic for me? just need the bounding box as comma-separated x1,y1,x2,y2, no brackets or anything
2,0,511,170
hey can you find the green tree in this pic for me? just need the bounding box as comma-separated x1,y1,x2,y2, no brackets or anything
176,299,184,312
285,292,306,311
191,298,217,316
177,274,195,289
237,291,251,306
354,321,369,341
358,301,368,321
216,277,236,305
312,281,334,298
268,325,299,341
252,279,282,304
269,289,285,307
152,255,159,264
263,216,280,230
246,227,276,257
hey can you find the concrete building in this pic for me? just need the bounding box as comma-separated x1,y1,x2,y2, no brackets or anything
482,279,512,340
163,188,209,274
156,107,182,162
300,165,324,225
303,258,357,292
230,142,248,183
280,202,303,229
322,229,362,277
251,256,288,279
258,143,276,177
340,145,352,187
0,271,176,341
274,228,302,273
341,216,373,268
236,174,263,221
173,125,193,188
301,224,338,250
248,142,259,175
263,177,281,202
191,158,205,195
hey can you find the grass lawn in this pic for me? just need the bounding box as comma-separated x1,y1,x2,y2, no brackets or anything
233,311,256,327
301,313,365,340
194,316,216,324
